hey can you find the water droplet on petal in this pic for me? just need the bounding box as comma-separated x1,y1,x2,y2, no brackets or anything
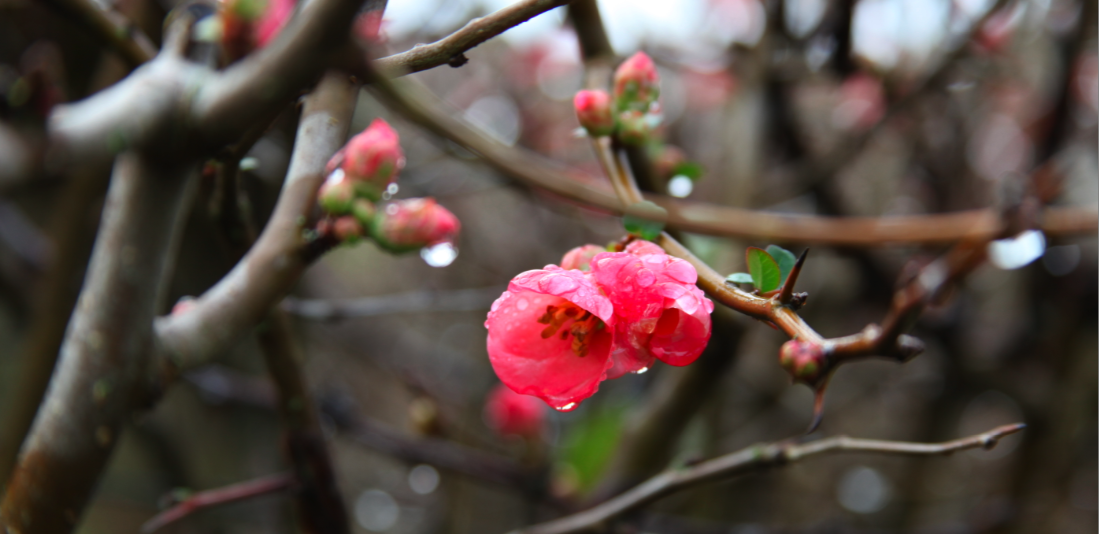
387,183,399,195
555,402,576,411
421,242,458,267
988,230,1045,270
635,367,649,374
326,168,346,185
541,274,578,294
516,298,529,311
668,175,694,197
636,269,655,287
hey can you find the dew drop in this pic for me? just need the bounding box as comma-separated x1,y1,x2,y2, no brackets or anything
667,175,693,197
636,269,656,287
635,367,649,374
326,168,346,185
987,230,1045,270
555,402,576,411
421,242,458,267
381,183,399,200
516,298,529,311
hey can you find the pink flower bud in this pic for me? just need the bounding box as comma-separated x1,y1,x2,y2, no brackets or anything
616,110,652,145
573,90,615,137
613,52,660,112
371,198,460,253
338,119,406,201
333,216,364,243
484,384,546,439
351,198,376,227
317,172,356,214
561,244,606,271
779,339,827,385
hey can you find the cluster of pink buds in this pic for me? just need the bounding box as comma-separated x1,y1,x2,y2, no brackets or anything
573,52,662,145
317,119,460,255
485,239,713,411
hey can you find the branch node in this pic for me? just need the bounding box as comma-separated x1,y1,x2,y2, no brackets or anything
447,53,469,68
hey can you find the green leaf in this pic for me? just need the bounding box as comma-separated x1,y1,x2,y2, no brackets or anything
560,404,627,490
726,272,753,284
746,247,782,293
765,245,797,285
622,201,668,241
673,161,705,181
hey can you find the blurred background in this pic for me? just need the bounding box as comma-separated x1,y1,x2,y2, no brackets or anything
0,0,1095,532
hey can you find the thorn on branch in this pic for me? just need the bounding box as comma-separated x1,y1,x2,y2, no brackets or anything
778,248,809,306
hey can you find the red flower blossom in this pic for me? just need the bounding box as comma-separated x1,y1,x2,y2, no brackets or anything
484,384,546,439
485,240,712,411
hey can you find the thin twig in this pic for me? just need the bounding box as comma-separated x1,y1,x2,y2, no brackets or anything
374,0,572,75
511,424,1026,534
141,472,295,533
282,286,505,321
359,64,1097,245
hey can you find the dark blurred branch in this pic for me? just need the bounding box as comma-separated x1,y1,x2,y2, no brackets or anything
0,164,109,493
141,472,295,533
511,424,1027,534
42,0,156,67
282,286,504,321
374,0,572,75
258,311,350,534
359,64,1097,245
0,154,195,533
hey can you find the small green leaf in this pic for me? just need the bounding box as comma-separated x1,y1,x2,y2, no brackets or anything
622,201,668,241
726,272,753,284
746,247,782,293
673,161,705,181
765,245,797,285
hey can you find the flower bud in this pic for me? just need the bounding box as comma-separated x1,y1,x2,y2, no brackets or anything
573,89,615,137
351,198,376,227
317,172,356,214
613,52,660,112
338,119,406,201
484,384,545,440
779,339,827,386
333,215,364,243
561,244,605,271
616,110,652,145
371,197,460,253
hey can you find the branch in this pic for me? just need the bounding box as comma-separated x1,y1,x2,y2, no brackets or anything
281,286,504,321
141,472,295,533
41,0,156,68
0,154,196,533
374,0,572,75
359,64,1097,246
154,72,357,380
511,424,1026,534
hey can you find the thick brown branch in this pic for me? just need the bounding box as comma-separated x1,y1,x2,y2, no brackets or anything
141,472,295,533
0,154,195,533
512,424,1026,534
360,67,1097,246
154,72,356,379
375,0,572,75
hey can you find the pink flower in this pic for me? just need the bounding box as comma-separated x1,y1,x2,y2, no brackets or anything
332,119,406,201
484,384,546,439
486,267,615,411
613,52,660,112
485,240,712,411
573,89,614,137
590,244,713,376
560,244,605,271
371,198,460,253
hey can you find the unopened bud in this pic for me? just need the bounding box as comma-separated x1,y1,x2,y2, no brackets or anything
336,119,406,201
573,89,614,137
371,197,460,253
317,172,356,214
561,244,605,271
613,52,660,112
616,110,652,145
351,198,376,227
484,384,545,440
332,216,364,243
779,339,827,386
